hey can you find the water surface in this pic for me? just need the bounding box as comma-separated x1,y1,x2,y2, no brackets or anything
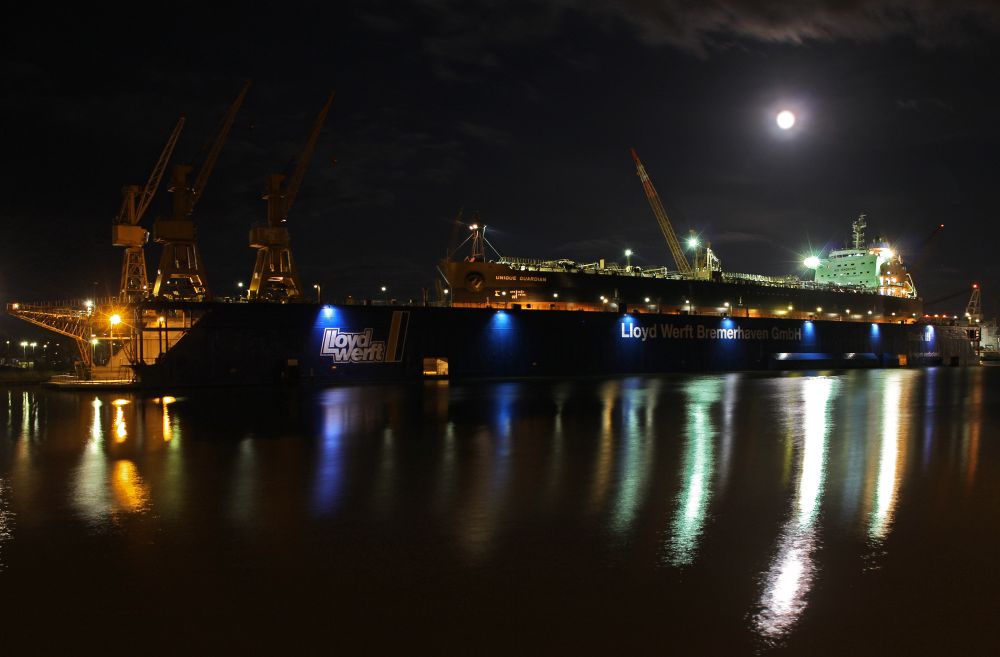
1,369,998,654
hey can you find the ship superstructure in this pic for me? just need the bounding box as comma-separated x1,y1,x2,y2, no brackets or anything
811,214,916,299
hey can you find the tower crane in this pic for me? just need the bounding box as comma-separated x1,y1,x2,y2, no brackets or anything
630,148,691,274
152,81,251,300
248,92,334,301
113,116,185,302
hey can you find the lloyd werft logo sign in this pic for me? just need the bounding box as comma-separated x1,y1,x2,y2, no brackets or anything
321,311,409,363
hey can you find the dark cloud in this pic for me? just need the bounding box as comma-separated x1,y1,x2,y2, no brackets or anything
459,121,512,146
896,97,953,113
597,0,1000,54
711,230,773,245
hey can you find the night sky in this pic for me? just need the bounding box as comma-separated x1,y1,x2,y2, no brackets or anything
4,0,1000,338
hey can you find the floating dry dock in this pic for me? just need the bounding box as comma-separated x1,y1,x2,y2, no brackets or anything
126,302,976,387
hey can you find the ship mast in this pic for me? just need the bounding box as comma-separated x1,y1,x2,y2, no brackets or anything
630,148,691,274
852,214,867,249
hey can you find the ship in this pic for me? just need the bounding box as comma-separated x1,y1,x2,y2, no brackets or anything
5,127,971,387
440,213,923,323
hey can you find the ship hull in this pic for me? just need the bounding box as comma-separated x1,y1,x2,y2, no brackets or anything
132,302,972,387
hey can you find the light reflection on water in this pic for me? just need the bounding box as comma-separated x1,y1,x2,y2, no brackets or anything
0,478,10,572
0,368,995,652
755,376,837,641
869,371,907,542
73,395,154,524
610,379,655,536
665,377,722,566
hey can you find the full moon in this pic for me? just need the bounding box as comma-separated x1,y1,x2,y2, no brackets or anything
776,110,796,130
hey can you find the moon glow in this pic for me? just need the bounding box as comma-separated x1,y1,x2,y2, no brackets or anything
776,110,796,130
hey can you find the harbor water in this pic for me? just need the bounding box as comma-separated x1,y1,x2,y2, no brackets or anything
1,368,998,654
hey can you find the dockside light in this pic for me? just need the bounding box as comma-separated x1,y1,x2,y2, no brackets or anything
803,256,820,269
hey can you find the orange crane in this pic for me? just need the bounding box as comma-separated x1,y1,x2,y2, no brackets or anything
248,92,334,301
966,283,982,323
630,148,691,274
152,81,251,299
113,116,186,302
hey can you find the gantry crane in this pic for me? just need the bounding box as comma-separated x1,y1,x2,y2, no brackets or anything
630,148,691,274
152,81,251,300
248,92,334,301
113,116,185,302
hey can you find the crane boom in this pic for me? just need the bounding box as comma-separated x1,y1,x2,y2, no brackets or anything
630,148,691,273
115,116,186,225
190,80,251,210
134,116,185,223
278,91,334,224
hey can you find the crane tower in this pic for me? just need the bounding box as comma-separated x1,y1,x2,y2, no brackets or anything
152,81,251,299
113,116,185,302
248,92,334,301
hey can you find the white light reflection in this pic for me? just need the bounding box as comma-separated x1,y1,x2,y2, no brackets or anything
665,378,722,566
868,371,912,544
90,397,103,443
755,376,837,641
21,391,31,439
0,478,10,573
610,379,655,536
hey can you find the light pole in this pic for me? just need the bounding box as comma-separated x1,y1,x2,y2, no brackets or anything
380,285,387,303
624,248,632,269
91,338,98,362
313,284,321,303
237,282,244,300
20,341,27,359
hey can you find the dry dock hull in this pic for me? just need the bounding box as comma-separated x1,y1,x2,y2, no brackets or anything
132,303,976,387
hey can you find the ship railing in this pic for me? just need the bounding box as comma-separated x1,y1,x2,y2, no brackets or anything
722,272,800,285
496,256,576,269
